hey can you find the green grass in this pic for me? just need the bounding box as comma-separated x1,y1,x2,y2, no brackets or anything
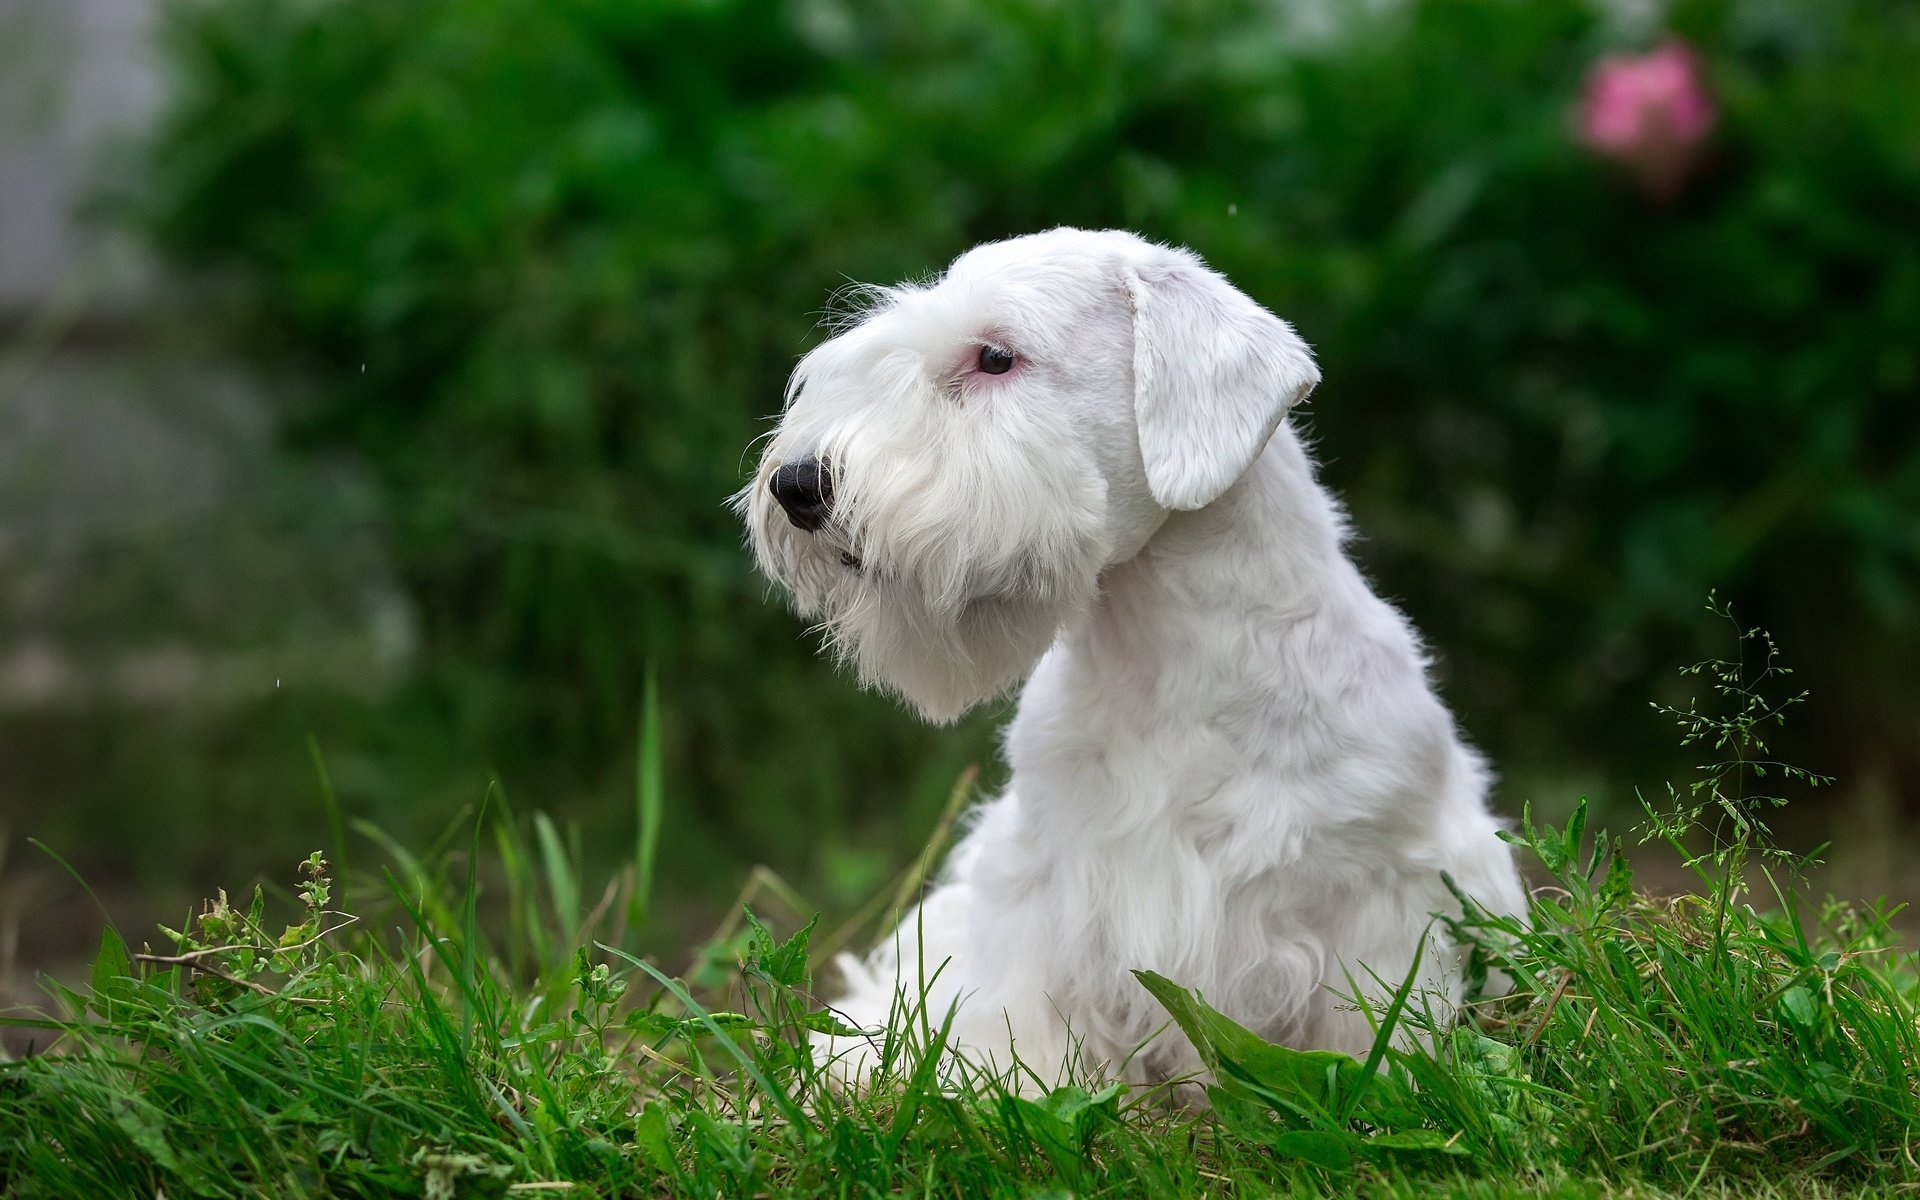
2,798,1915,1198
3,616,1916,1198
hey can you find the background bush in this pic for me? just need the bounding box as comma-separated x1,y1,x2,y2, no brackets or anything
129,0,1919,909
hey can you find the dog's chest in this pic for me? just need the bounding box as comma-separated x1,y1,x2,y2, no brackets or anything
982,606,1444,1057
1049,839,1338,1056
971,774,1352,1040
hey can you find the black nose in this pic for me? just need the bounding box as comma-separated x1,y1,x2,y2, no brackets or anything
769,457,834,531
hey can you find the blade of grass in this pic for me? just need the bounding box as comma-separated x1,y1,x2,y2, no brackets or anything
630,670,665,934
306,734,350,902
461,783,494,1046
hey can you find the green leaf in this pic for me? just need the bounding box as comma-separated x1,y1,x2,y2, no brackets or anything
91,926,132,994
623,1009,756,1041
1000,1095,1076,1156
998,1084,1124,1177
1138,969,1462,1167
1563,798,1589,873
1135,970,1363,1120
111,1095,181,1172
1354,1069,1425,1129
624,1010,683,1038
1600,838,1635,908
743,908,818,989
634,1102,677,1177
88,926,143,1020
1778,985,1817,1031
1267,1129,1358,1171
1536,824,1566,875
801,1008,870,1037
1366,1128,1466,1156
1039,1081,1125,1128
1204,1087,1272,1144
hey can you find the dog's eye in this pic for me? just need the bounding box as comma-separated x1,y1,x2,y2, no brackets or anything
978,345,1015,375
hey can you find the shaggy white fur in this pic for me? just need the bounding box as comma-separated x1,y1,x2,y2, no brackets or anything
738,228,1526,1090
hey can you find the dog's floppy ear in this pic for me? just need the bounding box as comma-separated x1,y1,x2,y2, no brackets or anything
1124,248,1320,511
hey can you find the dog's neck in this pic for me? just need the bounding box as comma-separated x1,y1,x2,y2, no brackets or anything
1063,425,1385,725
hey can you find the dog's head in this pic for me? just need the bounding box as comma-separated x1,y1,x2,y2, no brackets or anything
738,228,1319,722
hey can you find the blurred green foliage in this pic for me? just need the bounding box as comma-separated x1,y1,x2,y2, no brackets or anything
136,0,1919,894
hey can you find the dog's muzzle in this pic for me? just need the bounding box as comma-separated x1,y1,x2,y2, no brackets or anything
769,456,834,532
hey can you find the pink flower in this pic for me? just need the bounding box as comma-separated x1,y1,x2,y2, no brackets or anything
1577,40,1717,200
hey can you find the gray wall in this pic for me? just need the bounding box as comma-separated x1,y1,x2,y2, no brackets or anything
1,0,161,312
0,0,413,711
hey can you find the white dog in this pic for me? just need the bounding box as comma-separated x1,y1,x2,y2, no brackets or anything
739,228,1526,1090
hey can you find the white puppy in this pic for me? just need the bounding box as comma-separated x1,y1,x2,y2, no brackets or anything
739,228,1525,1090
